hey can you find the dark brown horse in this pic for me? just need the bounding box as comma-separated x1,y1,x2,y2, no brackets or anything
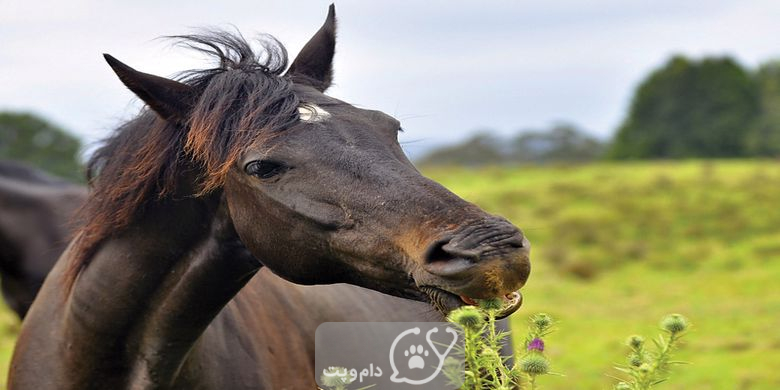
9,6,530,389
0,161,514,379
0,160,85,318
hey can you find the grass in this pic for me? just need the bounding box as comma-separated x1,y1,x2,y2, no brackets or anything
0,301,18,389
1,159,779,388
425,160,780,389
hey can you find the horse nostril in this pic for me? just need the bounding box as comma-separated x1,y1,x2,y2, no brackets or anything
423,238,476,277
424,240,458,264
509,237,525,249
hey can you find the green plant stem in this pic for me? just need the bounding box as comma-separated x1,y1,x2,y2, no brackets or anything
486,310,502,388
465,328,484,390
638,332,680,389
487,311,498,352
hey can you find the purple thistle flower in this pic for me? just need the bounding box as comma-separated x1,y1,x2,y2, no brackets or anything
527,338,545,352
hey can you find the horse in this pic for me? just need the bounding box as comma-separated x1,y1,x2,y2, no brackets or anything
9,5,530,389
0,160,86,318
0,160,514,371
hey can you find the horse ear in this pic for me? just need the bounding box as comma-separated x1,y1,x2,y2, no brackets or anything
103,54,194,122
287,4,336,92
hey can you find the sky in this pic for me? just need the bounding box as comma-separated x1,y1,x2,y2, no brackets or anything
2,1,780,158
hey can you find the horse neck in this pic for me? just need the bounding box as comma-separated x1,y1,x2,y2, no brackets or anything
0,177,43,230
64,192,261,387
0,176,84,272
0,177,53,317
0,175,85,224
0,177,66,270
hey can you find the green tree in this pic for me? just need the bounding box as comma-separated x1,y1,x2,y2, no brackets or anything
746,61,780,157
0,111,83,181
510,123,605,163
608,56,759,159
417,131,505,166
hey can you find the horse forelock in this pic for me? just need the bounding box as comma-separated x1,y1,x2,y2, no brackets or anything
68,30,302,288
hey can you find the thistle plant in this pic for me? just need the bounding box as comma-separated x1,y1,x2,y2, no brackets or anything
445,304,690,390
519,313,555,389
612,314,690,390
446,301,556,390
319,366,353,390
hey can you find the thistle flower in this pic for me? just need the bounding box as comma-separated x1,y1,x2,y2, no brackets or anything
661,314,688,334
527,338,545,352
519,354,550,375
448,306,483,331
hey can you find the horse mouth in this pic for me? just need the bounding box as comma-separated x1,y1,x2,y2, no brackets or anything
419,286,523,320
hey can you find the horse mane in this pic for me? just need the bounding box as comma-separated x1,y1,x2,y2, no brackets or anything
69,30,302,286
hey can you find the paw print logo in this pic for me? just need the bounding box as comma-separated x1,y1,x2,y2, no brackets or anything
404,344,429,369
389,326,459,385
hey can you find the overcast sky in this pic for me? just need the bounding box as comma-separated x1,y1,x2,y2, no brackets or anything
2,1,780,157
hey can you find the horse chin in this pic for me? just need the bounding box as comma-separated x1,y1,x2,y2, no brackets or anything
418,286,524,320
418,286,464,315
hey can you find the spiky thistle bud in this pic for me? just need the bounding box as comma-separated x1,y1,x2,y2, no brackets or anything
627,335,644,349
628,353,643,367
519,354,550,375
448,306,483,331
661,314,688,334
530,313,552,330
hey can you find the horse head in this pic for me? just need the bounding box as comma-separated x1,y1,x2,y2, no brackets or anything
99,5,530,318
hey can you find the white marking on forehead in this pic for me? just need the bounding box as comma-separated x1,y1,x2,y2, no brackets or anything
298,104,331,122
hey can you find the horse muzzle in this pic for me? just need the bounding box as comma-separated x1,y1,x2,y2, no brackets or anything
414,217,531,317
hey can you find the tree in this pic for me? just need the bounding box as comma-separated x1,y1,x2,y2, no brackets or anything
608,56,759,159
510,123,605,163
0,111,83,181
746,61,780,157
417,131,505,166
417,125,604,166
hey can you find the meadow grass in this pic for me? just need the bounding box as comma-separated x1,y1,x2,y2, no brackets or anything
426,160,780,389
0,160,778,388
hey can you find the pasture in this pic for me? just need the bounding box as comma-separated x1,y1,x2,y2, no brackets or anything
1,160,779,389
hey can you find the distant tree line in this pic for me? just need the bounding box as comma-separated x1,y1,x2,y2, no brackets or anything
0,112,83,181
4,54,780,172
420,55,780,165
417,124,605,166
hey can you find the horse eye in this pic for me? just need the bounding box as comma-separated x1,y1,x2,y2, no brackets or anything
245,160,287,179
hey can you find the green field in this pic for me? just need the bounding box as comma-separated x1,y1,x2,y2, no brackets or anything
427,160,780,389
1,160,779,388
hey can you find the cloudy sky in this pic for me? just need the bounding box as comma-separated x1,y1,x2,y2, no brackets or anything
2,1,780,157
